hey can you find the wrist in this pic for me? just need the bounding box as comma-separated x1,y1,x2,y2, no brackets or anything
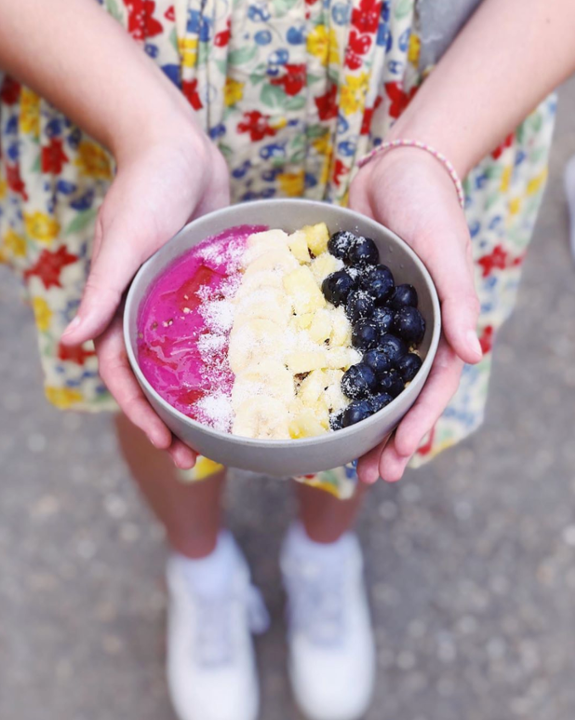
385,118,473,179
108,92,209,167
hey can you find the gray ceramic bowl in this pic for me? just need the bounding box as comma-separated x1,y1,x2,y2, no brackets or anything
124,199,441,477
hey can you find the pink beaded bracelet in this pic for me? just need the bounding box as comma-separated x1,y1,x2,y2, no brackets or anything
357,139,466,209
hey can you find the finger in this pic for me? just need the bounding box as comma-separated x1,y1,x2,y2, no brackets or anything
95,319,172,449
378,341,463,481
425,235,482,365
61,213,146,345
166,438,197,470
356,433,391,485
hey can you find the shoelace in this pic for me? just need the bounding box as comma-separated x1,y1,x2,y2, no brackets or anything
283,557,346,647
192,583,269,668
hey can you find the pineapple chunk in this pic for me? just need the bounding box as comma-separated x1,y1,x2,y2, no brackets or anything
291,312,314,330
285,350,326,374
319,370,348,414
298,369,326,407
283,266,326,315
329,306,352,347
289,405,329,439
325,347,361,370
287,230,311,264
302,222,330,256
307,309,333,344
311,252,340,284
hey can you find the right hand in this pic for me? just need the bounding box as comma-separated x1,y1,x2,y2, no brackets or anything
61,123,230,469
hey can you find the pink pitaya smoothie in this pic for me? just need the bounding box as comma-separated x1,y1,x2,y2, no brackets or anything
137,225,266,431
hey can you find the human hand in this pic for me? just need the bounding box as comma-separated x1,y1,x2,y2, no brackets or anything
349,148,483,483
61,124,230,469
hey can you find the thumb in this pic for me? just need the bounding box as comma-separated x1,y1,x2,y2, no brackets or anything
428,236,482,365
61,213,142,345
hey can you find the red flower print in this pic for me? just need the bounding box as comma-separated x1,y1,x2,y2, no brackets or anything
271,63,307,97
384,81,417,119
237,111,278,142
315,84,338,121
491,132,514,160
0,76,20,105
351,0,382,34
344,29,372,70
416,426,436,457
125,0,163,40
182,79,203,110
361,107,374,135
6,163,28,200
477,244,524,277
479,326,494,355
361,94,382,134
58,342,96,365
215,19,231,47
332,159,348,187
164,5,175,21
24,247,78,290
41,138,69,174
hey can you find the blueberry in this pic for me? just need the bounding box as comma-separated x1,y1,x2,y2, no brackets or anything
379,333,408,364
388,283,418,309
359,264,395,304
345,236,379,266
392,306,425,345
329,410,344,431
378,368,405,398
328,230,358,259
397,353,423,382
341,363,378,400
341,399,374,427
370,392,394,413
371,306,394,334
351,319,380,351
321,270,356,307
363,348,392,375
345,290,374,323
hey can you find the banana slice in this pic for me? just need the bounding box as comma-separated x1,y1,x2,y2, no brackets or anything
228,319,285,373
233,270,284,301
233,397,290,440
234,287,293,327
231,360,295,408
243,248,299,278
245,229,290,265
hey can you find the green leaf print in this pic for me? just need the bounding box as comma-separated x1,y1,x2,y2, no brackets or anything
104,0,123,22
395,0,414,19
307,125,328,139
260,83,286,109
285,95,306,111
198,42,210,67
169,26,178,53
272,0,299,16
215,59,228,75
228,46,258,66
31,154,41,173
64,208,98,237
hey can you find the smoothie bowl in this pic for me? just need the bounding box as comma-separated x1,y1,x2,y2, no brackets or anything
124,200,441,477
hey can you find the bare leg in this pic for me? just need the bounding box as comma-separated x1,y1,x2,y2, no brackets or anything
294,480,368,544
115,414,225,559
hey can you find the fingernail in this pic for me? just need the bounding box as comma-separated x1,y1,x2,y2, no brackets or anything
466,330,482,358
62,315,81,337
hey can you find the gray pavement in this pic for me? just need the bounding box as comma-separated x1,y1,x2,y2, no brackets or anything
2,79,575,720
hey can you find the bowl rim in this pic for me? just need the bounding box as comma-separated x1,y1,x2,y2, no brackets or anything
123,199,442,448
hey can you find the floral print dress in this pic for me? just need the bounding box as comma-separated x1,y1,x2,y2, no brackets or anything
0,0,556,498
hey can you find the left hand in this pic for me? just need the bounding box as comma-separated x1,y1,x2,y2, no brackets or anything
348,147,483,483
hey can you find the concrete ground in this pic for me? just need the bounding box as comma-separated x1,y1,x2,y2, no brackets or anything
2,79,575,720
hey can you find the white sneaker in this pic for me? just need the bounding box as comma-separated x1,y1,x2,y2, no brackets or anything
281,524,376,720
166,532,269,720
